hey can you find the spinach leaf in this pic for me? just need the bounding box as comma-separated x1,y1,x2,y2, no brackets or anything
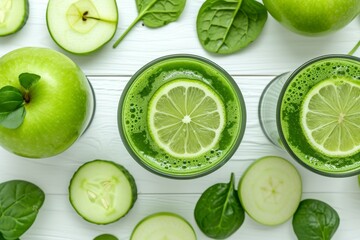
0,180,45,240
113,0,186,48
292,199,340,240
194,173,244,239
197,0,267,54
0,232,18,240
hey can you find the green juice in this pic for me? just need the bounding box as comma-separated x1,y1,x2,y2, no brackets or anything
118,55,246,178
280,55,360,175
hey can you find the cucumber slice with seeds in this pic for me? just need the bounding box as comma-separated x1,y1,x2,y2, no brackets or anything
238,156,302,226
69,159,137,225
130,212,197,240
0,0,29,36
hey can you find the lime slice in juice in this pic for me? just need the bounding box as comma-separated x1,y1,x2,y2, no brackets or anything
300,78,360,157
148,79,226,158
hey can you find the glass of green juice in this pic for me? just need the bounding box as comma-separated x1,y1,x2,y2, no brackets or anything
118,55,246,179
259,54,360,177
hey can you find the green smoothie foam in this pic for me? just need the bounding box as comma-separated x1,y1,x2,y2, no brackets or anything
280,56,360,174
118,55,245,178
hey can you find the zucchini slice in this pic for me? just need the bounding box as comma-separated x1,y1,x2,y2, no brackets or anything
0,0,29,36
131,212,197,240
69,159,137,225
238,156,302,226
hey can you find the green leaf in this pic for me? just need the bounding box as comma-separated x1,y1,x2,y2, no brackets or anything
0,180,45,240
0,85,25,129
113,0,186,48
0,106,26,129
292,199,340,240
0,232,19,240
194,173,245,239
196,0,267,54
0,86,23,113
19,72,40,90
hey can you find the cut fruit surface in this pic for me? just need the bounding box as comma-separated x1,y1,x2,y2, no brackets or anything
0,0,29,36
238,156,302,226
46,0,118,54
69,160,137,225
300,78,360,157
148,79,226,158
130,212,196,240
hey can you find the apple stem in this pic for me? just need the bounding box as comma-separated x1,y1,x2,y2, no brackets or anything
23,91,30,103
348,40,360,56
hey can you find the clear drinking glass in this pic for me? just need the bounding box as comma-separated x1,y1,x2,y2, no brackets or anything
259,54,360,177
118,54,246,179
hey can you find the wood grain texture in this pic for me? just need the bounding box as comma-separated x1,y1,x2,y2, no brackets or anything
0,0,359,239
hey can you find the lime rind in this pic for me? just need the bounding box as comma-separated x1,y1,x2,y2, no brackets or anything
148,79,226,158
300,78,360,157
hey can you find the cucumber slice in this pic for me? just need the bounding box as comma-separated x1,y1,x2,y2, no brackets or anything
46,0,118,54
0,0,29,36
93,233,118,240
69,160,137,225
238,156,302,226
130,212,197,240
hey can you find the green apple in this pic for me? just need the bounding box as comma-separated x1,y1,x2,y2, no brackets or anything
0,0,29,36
0,47,95,158
263,0,360,35
46,0,118,54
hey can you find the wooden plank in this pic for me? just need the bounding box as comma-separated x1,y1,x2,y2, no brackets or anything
0,1,358,76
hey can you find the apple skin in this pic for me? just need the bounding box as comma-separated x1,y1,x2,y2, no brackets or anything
0,47,94,158
262,0,360,36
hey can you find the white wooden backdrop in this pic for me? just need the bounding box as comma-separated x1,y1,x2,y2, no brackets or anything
0,0,359,239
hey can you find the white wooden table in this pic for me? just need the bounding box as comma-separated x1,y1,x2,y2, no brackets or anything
0,1,359,239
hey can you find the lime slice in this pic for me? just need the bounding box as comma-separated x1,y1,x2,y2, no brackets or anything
148,79,226,158
300,78,360,157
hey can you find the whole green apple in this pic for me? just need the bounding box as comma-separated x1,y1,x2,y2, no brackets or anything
0,47,95,158
263,0,360,35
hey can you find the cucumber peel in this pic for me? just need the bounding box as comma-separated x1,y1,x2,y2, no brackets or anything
130,212,197,240
93,233,118,240
0,0,29,36
238,156,302,226
69,159,137,225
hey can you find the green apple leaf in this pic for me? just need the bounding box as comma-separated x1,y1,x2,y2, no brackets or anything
0,106,26,129
0,86,24,113
0,85,26,129
19,72,40,90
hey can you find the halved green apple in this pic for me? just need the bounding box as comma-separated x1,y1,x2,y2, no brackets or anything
46,0,118,54
0,0,29,36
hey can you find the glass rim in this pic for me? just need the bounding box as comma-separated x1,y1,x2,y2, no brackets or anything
276,54,360,177
118,54,247,179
